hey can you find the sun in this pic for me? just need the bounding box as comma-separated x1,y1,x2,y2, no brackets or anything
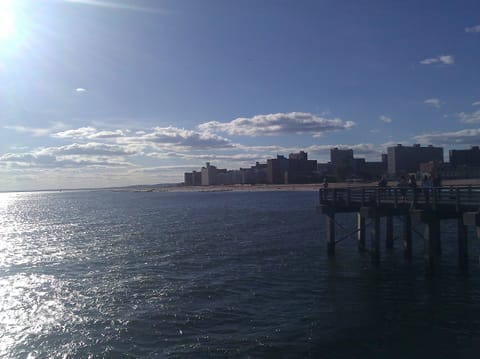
0,0,18,42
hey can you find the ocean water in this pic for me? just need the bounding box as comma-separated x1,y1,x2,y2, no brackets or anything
1,190,480,358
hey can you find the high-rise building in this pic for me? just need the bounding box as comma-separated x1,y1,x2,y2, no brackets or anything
449,146,480,167
330,148,353,165
201,162,218,185
267,155,289,184
387,144,443,175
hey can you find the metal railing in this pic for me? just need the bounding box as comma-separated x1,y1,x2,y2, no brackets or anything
319,185,480,209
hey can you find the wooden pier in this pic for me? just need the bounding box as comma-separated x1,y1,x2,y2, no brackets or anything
317,185,480,270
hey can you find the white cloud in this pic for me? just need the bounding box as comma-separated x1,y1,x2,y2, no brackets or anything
414,128,480,145
465,25,480,33
52,127,125,140
89,130,125,139
472,101,480,106
420,55,455,65
118,126,233,150
198,112,354,137
424,98,442,108
458,110,480,124
75,88,87,92
0,151,132,168
379,115,392,123
0,142,137,169
40,143,137,157
5,123,66,137
52,127,98,139
148,152,269,163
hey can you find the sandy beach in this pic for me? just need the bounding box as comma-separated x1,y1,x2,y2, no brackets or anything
134,178,480,193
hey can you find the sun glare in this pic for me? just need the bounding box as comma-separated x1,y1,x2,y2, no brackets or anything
0,0,19,43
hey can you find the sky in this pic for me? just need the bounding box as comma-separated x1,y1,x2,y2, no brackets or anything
0,0,479,191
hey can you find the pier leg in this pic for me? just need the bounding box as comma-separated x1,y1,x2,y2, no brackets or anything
357,213,365,252
386,216,394,250
458,217,468,271
432,220,441,255
371,216,380,264
463,212,480,264
326,214,335,257
424,220,440,271
402,214,412,259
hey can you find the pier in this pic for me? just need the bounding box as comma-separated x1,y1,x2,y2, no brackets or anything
317,185,480,270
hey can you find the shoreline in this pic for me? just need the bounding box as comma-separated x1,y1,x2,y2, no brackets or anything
132,178,480,193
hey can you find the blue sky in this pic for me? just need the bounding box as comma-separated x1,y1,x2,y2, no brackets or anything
1,0,479,190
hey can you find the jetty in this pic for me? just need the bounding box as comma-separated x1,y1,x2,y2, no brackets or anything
317,185,480,270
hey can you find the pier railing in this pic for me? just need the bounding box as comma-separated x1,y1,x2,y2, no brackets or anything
319,185,480,209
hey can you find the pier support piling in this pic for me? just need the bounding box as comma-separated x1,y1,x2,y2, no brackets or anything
371,216,381,264
357,213,365,252
457,217,468,271
402,214,412,259
326,213,335,257
386,216,394,250
463,211,480,264
424,219,441,271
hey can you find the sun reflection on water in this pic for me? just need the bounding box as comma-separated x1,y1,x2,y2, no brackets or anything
0,193,81,356
0,274,66,356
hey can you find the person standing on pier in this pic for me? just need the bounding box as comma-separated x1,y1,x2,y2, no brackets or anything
421,174,431,203
378,175,388,199
408,174,417,201
398,175,408,200
408,174,417,188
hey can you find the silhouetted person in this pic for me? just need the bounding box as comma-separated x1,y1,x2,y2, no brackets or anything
378,175,387,199
432,174,442,201
421,174,431,203
408,174,418,201
398,175,408,200
408,174,417,188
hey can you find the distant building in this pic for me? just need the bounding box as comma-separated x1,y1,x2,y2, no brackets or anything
201,162,218,185
289,151,308,161
449,146,480,168
330,148,353,166
287,152,318,183
241,162,268,184
184,170,202,186
329,148,355,180
387,144,443,176
267,155,289,184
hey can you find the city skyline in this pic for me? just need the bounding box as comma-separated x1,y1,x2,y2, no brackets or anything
1,0,480,191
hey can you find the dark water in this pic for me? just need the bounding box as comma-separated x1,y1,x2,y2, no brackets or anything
1,190,480,358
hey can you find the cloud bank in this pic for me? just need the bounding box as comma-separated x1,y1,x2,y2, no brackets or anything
414,129,480,145
198,112,354,137
458,110,480,124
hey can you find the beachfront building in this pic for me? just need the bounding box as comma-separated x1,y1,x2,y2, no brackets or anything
387,144,443,176
184,170,202,186
287,152,318,183
201,162,218,186
267,155,289,184
330,148,354,166
266,152,318,184
449,146,480,168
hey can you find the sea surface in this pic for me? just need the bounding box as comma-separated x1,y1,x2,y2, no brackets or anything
1,190,480,358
